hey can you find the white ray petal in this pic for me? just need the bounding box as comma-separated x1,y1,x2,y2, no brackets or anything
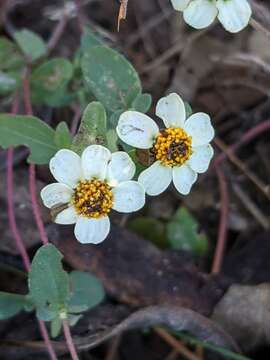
217,0,252,33
74,216,110,244
156,93,186,128
188,144,214,173
171,0,191,11
41,183,73,208
117,111,159,149
81,145,111,181
172,164,198,195
184,112,214,147
55,206,78,225
184,0,218,29
112,181,145,213
49,149,82,188
138,161,172,196
106,152,136,186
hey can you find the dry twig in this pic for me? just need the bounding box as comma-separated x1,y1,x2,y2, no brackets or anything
118,0,128,32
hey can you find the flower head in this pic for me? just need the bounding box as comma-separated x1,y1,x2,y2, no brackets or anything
171,0,252,33
41,145,145,244
117,93,214,196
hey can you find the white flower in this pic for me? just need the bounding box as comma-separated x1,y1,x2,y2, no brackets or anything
41,145,145,244
116,93,214,196
171,0,252,33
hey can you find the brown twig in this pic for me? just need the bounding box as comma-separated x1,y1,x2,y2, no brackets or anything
155,327,201,360
232,183,269,230
105,334,122,360
118,0,128,32
250,17,270,40
140,27,211,74
211,167,229,274
214,137,270,202
213,118,270,167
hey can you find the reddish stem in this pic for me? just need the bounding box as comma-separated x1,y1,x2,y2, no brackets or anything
37,320,58,360
6,96,30,270
22,69,49,245
6,97,58,360
62,320,80,360
7,148,31,270
213,118,270,167
29,163,49,245
211,167,229,274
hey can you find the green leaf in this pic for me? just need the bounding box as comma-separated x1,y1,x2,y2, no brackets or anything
68,313,82,327
184,102,193,118
14,29,46,61
31,58,73,105
81,46,141,112
166,207,208,256
109,110,123,128
67,271,105,313
72,101,107,154
132,93,152,113
29,244,70,310
0,292,29,319
0,37,24,70
0,72,18,95
54,122,72,149
129,217,167,249
36,307,57,321
0,114,57,164
81,28,104,52
106,129,118,152
51,316,62,338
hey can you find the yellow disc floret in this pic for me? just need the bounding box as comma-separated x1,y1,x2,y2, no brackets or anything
153,128,192,167
73,179,113,219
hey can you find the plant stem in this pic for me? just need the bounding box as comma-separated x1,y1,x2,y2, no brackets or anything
7,148,31,270
62,320,80,360
29,163,49,245
6,96,58,360
37,320,59,360
22,68,49,245
212,167,229,274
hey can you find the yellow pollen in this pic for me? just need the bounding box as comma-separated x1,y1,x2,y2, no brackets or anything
72,179,113,219
153,127,192,166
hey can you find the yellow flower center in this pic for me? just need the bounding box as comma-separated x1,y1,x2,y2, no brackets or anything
73,179,113,219
153,128,192,166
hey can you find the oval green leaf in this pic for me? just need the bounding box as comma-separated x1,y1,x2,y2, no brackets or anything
81,46,141,112
0,114,57,164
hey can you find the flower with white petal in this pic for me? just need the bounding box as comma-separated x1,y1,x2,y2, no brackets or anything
41,145,145,244
117,93,214,196
171,0,252,33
